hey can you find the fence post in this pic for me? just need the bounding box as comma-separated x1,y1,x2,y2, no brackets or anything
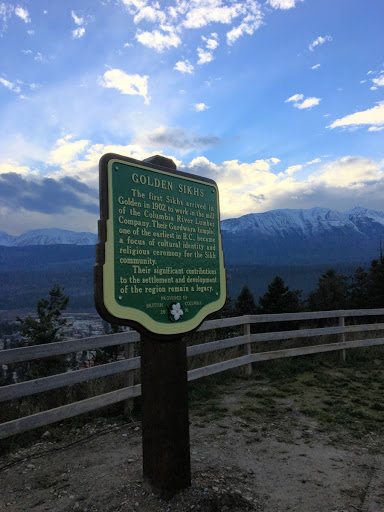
244,318,252,376
124,341,135,416
339,315,346,362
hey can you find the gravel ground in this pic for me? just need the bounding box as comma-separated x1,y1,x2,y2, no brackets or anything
0,379,383,512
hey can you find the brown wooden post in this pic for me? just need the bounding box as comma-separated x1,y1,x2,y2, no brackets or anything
244,320,252,376
140,334,191,498
124,341,135,416
339,316,346,362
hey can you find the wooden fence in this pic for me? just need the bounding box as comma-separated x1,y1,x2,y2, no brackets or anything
1,308,384,440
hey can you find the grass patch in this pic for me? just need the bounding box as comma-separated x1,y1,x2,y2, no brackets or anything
188,346,384,438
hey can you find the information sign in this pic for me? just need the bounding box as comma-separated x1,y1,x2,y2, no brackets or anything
95,153,226,337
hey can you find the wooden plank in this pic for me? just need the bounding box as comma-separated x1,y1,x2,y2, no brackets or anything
0,357,141,402
249,323,384,344
0,331,140,365
197,315,250,331
339,316,346,362
249,337,384,362
187,335,249,357
187,337,384,381
0,384,142,440
124,343,135,415
188,354,253,380
249,308,384,323
244,323,252,376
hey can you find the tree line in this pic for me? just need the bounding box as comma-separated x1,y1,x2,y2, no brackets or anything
220,253,384,317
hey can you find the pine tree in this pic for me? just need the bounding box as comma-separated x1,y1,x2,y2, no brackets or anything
16,284,69,380
234,285,257,316
366,255,384,308
348,266,369,309
94,321,123,365
258,276,301,314
307,269,349,311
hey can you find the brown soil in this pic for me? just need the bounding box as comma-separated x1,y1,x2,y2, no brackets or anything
0,380,383,512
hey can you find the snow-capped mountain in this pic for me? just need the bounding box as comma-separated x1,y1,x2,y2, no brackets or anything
0,228,97,247
1,207,383,265
220,207,384,265
221,207,362,238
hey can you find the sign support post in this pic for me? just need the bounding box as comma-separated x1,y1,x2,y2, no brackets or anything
140,334,191,497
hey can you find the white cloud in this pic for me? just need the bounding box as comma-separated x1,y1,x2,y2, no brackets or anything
285,93,321,109
0,162,33,176
0,3,13,34
368,126,384,132
298,97,321,109
71,11,84,26
269,0,303,9
197,47,213,65
372,76,384,88
309,35,332,52
286,93,303,103
328,102,384,129
311,64,320,70
15,6,30,23
194,103,209,112
226,2,263,45
309,156,383,188
120,0,148,13
48,136,90,165
98,69,150,104
135,27,181,52
197,32,220,63
134,6,166,24
27,29,34,35
285,164,302,175
72,27,85,39
34,52,46,62
183,155,384,218
0,77,21,94
174,60,194,74
204,34,219,50
307,158,321,165
183,3,242,29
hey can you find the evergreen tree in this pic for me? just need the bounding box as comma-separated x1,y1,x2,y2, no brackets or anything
16,284,69,380
366,255,384,308
348,266,369,309
307,269,349,311
234,285,257,316
94,321,123,365
258,276,301,314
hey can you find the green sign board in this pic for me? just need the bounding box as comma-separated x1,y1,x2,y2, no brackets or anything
95,153,226,338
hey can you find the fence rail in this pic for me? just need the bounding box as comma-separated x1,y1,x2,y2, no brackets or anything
1,308,384,440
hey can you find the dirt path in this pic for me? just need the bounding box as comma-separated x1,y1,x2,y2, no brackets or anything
0,380,383,512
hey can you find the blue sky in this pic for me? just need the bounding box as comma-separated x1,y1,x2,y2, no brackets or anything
0,0,383,234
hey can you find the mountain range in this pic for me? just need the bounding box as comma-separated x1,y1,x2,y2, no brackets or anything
0,228,97,247
221,206,384,265
1,206,382,311
1,207,383,265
